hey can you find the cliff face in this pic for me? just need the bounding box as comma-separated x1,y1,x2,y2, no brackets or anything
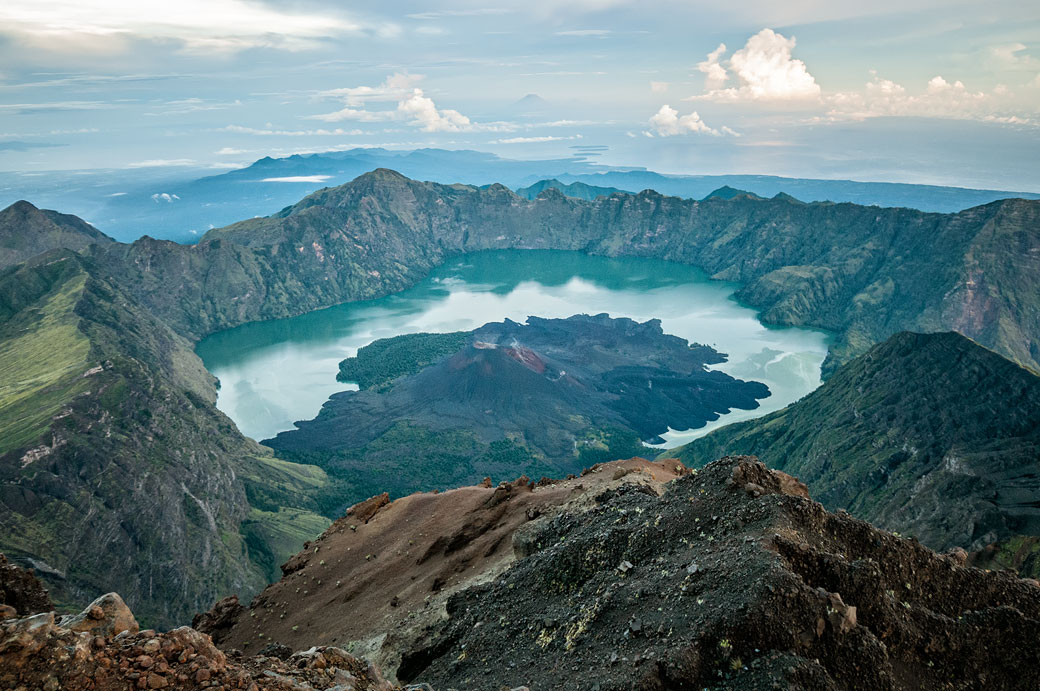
674,332,1040,552
90,170,1040,376
0,251,330,627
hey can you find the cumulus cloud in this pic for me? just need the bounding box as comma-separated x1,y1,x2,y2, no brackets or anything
823,73,1009,123
308,74,504,133
319,73,423,106
693,29,820,102
151,193,180,203
697,44,728,91
647,105,718,136
397,89,472,132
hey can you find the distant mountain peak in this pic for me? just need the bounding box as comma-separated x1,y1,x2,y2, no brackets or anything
515,93,548,105
702,186,762,201
355,167,410,182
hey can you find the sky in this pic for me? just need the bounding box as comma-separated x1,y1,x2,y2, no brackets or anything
1,0,1039,190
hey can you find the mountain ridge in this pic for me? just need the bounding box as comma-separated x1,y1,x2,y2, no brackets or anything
672,331,1040,551
96,169,1040,377
0,201,113,269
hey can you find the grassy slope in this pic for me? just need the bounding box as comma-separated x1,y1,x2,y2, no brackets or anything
0,252,330,626
0,263,91,454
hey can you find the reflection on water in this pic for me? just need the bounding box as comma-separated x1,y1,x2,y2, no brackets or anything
196,250,830,445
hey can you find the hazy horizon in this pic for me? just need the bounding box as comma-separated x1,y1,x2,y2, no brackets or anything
1,1,1039,190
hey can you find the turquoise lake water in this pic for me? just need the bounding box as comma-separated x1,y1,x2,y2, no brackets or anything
196,250,830,446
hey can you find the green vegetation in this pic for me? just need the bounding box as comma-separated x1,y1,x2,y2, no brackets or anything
971,535,1040,579
671,332,1040,552
0,261,90,454
0,251,330,627
277,422,561,515
337,331,469,390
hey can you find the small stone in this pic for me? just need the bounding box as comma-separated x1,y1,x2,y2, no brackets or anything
146,672,168,689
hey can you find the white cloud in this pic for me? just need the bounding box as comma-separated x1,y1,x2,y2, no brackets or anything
0,0,367,54
697,43,728,91
224,125,363,136
555,29,611,37
308,74,503,133
215,147,248,155
307,107,396,123
151,192,181,203
647,105,719,136
407,9,513,20
824,74,1001,123
261,175,332,183
492,135,582,144
695,29,820,102
397,89,472,132
650,81,669,93
990,43,1037,69
319,73,423,106
128,159,197,168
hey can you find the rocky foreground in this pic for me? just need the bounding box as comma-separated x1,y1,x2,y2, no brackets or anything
0,582,398,691
5,457,1040,690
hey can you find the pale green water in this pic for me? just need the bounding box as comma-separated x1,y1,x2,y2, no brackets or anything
196,250,830,446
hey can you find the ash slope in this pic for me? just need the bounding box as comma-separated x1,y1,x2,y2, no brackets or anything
265,315,768,506
206,456,1040,690
673,331,1040,553
403,457,1040,690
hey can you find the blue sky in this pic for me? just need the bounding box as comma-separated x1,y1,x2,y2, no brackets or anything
1,0,1038,189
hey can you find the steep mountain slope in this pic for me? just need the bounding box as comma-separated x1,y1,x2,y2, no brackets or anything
0,251,329,627
266,315,766,510
94,169,1040,376
0,201,112,269
673,332,1040,552
206,457,1040,690
203,457,689,675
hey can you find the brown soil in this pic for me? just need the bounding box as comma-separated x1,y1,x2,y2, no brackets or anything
207,458,689,676
1,593,397,691
0,554,52,617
